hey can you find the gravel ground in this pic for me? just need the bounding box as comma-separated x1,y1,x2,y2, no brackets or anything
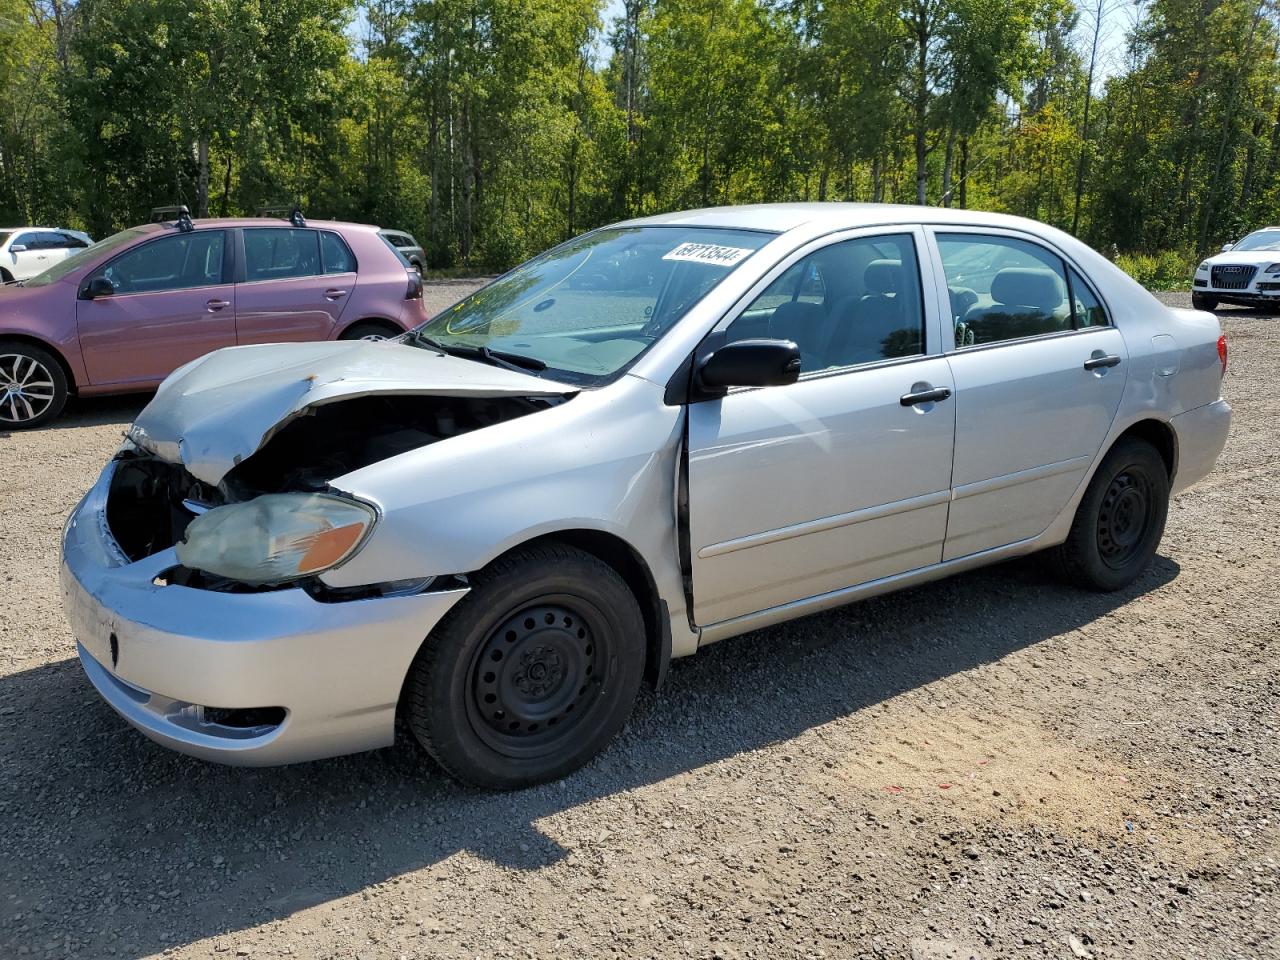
0,288,1276,960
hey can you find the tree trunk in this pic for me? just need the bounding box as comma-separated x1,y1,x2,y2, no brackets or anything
196,135,210,218
912,0,930,205
940,125,957,206
1071,0,1103,235
958,137,969,208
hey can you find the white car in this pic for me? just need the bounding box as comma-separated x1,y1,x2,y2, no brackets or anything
0,227,94,284
1192,226,1280,310
62,203,1231,789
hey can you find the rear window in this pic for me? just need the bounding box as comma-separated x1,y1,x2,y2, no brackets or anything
321,231,356,274
379,233,411,267
244,228,321,281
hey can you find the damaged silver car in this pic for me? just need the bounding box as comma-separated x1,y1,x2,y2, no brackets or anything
62,204,1231,788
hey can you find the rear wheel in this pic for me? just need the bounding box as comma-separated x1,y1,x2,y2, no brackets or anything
1055,437,1169,591
0,341,68,429
404,543,646,789
1191,292,1218,311
339,320,400,341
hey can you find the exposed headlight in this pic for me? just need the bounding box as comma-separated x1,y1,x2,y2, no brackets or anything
1196,261,1210,272
176,493,376,585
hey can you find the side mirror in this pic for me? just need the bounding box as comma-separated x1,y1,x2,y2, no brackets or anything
84,276,114,300
8,244,26,253
1221,242,1234,252
697,338,801,393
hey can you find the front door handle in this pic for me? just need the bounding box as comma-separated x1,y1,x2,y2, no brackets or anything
324,288,347,300
900,386,952,406
1083,353,1122,371
206,298,231,311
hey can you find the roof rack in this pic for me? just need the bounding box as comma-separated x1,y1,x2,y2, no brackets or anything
255,204,306,229
151,205,194,233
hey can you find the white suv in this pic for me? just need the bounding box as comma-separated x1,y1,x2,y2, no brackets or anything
1192,226,1280,310
0,227,94,284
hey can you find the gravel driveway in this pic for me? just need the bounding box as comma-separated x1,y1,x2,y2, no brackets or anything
0,288,1276,959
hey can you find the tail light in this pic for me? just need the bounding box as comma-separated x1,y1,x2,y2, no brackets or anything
405,270,423,300
1217,333,1228,376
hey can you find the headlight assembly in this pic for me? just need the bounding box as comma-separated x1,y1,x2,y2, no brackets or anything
176,493,376,585
1265,263,1280,274
1197,261,1210,272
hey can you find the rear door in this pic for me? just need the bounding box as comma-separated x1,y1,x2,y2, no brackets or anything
76,230,236,385
233,227,354,344
927,228,1128,559
686,228,957,626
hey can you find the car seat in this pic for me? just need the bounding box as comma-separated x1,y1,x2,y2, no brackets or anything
963,267,1069,344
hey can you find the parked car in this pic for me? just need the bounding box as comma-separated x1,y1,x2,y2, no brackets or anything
1192,225,1280,310
379,229,425,274
62,203,1231,789
0,207,426,427
0,227,93,284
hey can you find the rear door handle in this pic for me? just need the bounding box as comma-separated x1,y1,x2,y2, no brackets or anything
900,386,952,406
206,299,231,311
1083,354,1121,370
324,288,347,300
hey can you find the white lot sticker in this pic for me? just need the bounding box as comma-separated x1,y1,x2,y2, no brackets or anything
662,242,753,266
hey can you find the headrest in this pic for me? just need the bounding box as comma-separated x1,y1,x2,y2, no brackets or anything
770,300,826,332
990,268,1063,311
864,259,903,296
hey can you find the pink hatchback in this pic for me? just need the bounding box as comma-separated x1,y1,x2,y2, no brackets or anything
0,207,428,427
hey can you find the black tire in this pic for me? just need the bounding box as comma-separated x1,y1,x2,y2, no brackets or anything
1055,438,1169,591
339,320,400,341
410,260,424,277
405,543,646,789
1191,292,1218,311
0,267,13,284
0,340,69,429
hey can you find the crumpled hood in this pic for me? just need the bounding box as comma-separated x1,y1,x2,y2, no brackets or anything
129,340,576,485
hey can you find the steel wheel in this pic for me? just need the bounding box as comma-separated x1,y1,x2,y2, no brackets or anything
465,596,610,759
0,352,58,425
1096,469,1155,569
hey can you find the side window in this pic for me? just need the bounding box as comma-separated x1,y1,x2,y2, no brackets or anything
244,228,321,282
38,231,69,249
13,232,39,250
724,233,925,374
938,234,1071,347
320,231,356,274
96,231,226,294
58,232,89,249
1069,268,1108,328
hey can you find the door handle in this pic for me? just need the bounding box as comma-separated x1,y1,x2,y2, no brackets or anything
1083,354,1121,370
206,299,231,311
900,386,952,406
324,288,347,300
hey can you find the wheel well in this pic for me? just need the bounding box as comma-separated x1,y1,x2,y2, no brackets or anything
1115,419,1177,479
504,530,668,688
340,317,402,338
0,334,77,395
0,267,13,283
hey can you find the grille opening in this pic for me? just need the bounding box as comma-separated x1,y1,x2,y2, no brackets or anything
202,706,286,729
106,456,223,561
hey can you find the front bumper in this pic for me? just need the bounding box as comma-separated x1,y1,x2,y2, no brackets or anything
61,463,468,766
1169,398,1232,495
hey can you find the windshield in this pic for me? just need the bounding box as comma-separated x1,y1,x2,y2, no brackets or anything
1233,229,1280,252
411,226,774,384
22,228,146,286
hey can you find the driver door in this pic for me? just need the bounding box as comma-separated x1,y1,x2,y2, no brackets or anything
685,229,957,626
76,230,236,386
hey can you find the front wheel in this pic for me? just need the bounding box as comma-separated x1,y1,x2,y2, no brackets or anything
339,320,400,341
0,341,68,428
1055,438,1169,591
404,543,646,789
1191,292,1218,311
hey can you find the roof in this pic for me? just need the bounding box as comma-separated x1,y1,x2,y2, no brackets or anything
617,202,1054,235
137,217,382,234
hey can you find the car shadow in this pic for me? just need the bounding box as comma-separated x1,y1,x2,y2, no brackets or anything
0,552,1180,957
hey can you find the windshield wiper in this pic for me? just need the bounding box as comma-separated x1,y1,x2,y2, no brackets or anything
404,331,546,373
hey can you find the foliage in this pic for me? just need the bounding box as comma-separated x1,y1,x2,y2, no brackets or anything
2,0,1280,272
1114,248,1201,290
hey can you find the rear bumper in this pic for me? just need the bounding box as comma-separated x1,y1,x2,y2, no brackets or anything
61,463,468,766
1170,398,1231,495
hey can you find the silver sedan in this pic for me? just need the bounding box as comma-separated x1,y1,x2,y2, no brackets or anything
61,204,1231,788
